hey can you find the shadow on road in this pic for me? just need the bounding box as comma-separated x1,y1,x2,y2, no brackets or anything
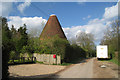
9,76,119,80
65,58,89,64
8,61,36,66
9,74,53,80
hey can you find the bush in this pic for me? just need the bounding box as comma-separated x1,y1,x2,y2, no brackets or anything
40,35,69,60
21,35,87,63
64,44,86,62
9,51,16,60
40,35,86,62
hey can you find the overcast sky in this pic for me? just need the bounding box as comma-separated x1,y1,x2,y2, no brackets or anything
1,0,119,45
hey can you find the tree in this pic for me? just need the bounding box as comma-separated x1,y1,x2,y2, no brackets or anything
21,37,35,56
2,17,13,79
100,20,120,57
65,44,86,62
76,32,95,57
40,35,69,60
11,25,17,35
39,35,86,62
14,24,28,53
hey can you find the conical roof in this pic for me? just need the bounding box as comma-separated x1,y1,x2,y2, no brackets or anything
40,15,67,40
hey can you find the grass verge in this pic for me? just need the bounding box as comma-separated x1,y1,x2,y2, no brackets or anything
109,58,119,66
35,61,44,64
98,58,119,66
53,58,86,66
8,59,35,65
52,62,72,66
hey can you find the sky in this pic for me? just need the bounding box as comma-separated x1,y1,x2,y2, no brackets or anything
1,0,119,45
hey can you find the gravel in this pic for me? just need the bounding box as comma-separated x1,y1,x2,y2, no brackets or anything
9,63,66,77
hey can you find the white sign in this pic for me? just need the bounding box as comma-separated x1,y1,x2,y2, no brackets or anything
96,45,108,58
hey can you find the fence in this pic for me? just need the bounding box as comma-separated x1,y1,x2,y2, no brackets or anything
9,57,36,65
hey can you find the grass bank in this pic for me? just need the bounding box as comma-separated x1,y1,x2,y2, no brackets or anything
109,58,119,66
53,58,86,66
8,59,35,65
98,58,119,66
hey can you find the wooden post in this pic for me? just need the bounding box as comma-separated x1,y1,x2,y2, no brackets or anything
34,57,36,62
18,57,20,62
55,55,57,64
21,57,22,62
12,58,14,63
23,57,25,62
28,57,29,60
31,57,33,62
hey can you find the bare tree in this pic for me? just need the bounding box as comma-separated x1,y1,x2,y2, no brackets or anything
100,19,120,53
76,32,95,57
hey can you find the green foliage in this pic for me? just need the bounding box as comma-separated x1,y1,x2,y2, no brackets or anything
21,45,33,54
8,59,35,64
11,24,28,54
59,62,72,66
2,17,13,79
20,53,24,57
9,51,16,60
76,32,96,58
2,18,29,78
98,58,119,66
100,20,120,59
65,44,86,62
40,35,69,60
22,35,86,63
17,25,28,53
109,58,119,66
31,37,41,53
21,37,41,56
35,61,44,64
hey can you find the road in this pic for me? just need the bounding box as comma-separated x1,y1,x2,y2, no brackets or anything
50,58,119,79
52,58,94,78
9,58,119,79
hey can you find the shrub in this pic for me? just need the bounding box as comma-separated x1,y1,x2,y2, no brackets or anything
65,44,86,62
40,35,69,60
21,35,87,63
40,36,86,62
9,51,16,60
